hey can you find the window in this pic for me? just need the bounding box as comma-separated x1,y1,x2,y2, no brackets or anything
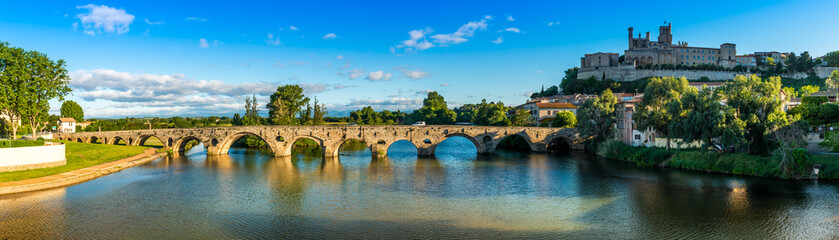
635,135,641,140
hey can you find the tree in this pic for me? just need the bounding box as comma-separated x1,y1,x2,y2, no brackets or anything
633,76,691,150
472,100,509,126
60,100,84,122
800,85,820,97
826,70,839,93
551,111,576,128
510,109,533,126
0,42,72,138
242,95,261,126
407,91,456,125
667,87,741,150
724,75,786,155
782,87,798,98
454,103,478,123
312,97,326,125
300,102,312,125
823,51,839,67
232,113,242,126
266,85,310,125
576,89,617,141
770,114,808,178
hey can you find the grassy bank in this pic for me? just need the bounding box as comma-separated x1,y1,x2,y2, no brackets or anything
0,141,150,182
0,140,45,148
597,140,839,179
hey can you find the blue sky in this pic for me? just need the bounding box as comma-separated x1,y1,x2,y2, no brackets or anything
2,0,838,118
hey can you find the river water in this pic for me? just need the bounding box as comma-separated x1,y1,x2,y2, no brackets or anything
1,137,839,239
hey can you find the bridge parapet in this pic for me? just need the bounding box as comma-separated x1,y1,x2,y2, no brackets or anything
56,125,582,157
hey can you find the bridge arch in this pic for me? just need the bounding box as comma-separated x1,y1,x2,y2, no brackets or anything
284,135,325,156
173,136,204,154
87,136,101,144
385,139,418,157
214,131,277,156
108,136,128,145
137,135,165,148
545,136,573,151
330,138,374,157
491,133,538,152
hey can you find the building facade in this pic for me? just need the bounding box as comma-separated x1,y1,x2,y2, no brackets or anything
58,118,76,133
516,102,577,125
623,23,737,68
581,52,620,68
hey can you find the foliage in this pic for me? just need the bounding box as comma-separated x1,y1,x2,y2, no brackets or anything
788,102,839,126
576,89,617,141
782,87,798,98
819,131,839,152
667,151,781,178
471,100,510,126
510,109,533,126
242,95,262,126
454,103,478,123
800,85,820,97
723,75,785,155
267,85,310,125
770,117,809,178
313,97,327,125
559,67,619,94
0,42,72,139
551,111,576,128
530,85,559,98
60,100,84,122
0,139,45,148
823,51,839,67
85,116,233,131
667,86,734,150
406,91,456,125
827,70,839,93
597,140,673,166
634,76,691,149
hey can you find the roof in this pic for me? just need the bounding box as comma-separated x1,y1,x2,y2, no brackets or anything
58,118,76,122
534,103,577,109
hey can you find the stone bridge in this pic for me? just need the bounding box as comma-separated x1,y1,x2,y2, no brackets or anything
55,125,582,158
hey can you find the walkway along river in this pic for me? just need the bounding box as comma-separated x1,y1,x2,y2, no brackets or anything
1,137,838,238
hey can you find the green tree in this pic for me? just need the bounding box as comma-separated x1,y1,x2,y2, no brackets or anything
823,51,839,67
312,97,326,125
782,87,798,98
242,95,261,126
826,70,839,94
266,85,310,125
551,111,576,128
633,76,691,150
472,100,509,126
800,85,820,97
510,109,533,126
60,100,84,122
0,42,72,137
407,91,456,125
724,75,786,155
576,89,617,141
667,87,742,150
454,103,478,123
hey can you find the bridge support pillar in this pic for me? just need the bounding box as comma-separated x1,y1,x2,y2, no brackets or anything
417,145,435,157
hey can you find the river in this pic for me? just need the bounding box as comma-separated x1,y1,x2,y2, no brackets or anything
1,137,838,239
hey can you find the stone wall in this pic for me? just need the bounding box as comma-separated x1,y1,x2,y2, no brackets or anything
579,66,839,82
0,144,66,172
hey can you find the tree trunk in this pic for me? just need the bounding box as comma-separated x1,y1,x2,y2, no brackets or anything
666,136,671,150
10,123,18,140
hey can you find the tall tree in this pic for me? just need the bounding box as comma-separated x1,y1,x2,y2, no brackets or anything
60,100,84,122
242,95,261,126
576,89,617,141
667,87,738,150
724,74,786,155
408,91,456,125
312,97,327,125
0,42,72,137
823,51,839,67
267,85,310,125
633,76,691,150
472,100,509,126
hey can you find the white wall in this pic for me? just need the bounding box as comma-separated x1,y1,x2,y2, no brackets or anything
0,144,66,172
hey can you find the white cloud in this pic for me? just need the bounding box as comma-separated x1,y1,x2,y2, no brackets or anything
394,67,431,80
199,38,209,48
273,60,309,67
336,55,344,60
440,83,450,87
393,17,491,54
416,89,435,95
76,4,135,36
186,17,207,22
344,69,365,80
522,91,536,97
504,28,521,33
144,18,164,25
330,97,423,113
547,21,560,26
484,15,494,20
289,26,298,31
366,71,392,81
68,69,346,117
492,37,503,44
323,33,337,39
266,33,281,45
506,15,514,22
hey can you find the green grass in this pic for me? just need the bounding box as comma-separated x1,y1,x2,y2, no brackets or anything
0,141,150,182
0,140,45,148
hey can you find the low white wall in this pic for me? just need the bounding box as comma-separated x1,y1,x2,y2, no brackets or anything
0,144,66,172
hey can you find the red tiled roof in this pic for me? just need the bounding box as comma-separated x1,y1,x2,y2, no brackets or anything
534,103,577,109
58,117,76,122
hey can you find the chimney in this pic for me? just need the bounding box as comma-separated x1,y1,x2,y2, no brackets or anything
645,32,650,39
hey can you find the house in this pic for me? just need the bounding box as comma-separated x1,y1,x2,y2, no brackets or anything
516,102,577,125
58,118,76,133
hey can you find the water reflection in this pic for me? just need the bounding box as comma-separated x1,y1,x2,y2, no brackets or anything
1,138,839,238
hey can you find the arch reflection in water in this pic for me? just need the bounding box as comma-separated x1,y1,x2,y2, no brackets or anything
434,136,478,161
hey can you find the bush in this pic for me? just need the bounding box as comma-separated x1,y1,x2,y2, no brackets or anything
597,140,673,166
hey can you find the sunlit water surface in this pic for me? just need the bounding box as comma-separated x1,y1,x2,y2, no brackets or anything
2,137,839,239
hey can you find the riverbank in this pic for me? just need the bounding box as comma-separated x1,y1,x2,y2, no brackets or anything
597,140,839,179
0,141,167,195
